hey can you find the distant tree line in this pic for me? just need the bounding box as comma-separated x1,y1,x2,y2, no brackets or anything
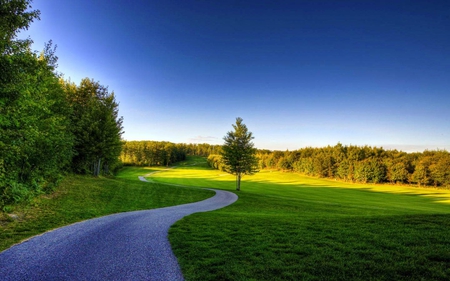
120,141,221,166
1,0,123,208
184,143,222,157
208,144,450,188
121,141,186,166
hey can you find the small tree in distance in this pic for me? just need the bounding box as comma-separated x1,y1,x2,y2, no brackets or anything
220,117,259,191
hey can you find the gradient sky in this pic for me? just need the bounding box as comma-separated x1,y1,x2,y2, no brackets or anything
20,0,450,152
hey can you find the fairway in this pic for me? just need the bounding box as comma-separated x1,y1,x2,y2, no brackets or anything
149,157,450,280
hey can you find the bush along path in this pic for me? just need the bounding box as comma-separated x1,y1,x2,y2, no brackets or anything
0,177,238,280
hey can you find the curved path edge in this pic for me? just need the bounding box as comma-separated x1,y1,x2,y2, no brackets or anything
0,177,238,281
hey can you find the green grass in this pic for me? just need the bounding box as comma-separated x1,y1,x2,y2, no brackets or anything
0,168,214,252
146,157,450,281
3,157,450,280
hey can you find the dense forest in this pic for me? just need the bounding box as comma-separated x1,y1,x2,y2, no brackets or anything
0,1,123,207
208,144,450,188
120,141,220,166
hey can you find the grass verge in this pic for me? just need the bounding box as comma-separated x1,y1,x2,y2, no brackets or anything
0,168,213,252
146,158,450,281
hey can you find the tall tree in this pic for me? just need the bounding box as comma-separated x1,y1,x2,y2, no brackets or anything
220,117,259,191
66,78,123,176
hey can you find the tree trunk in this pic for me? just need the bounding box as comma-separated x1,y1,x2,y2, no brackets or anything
93,158,101,176
97,158,102,176
236,172,241,191
104,163,109,175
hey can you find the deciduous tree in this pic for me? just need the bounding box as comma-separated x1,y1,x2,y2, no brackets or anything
66,78,123,176
0,1,75,206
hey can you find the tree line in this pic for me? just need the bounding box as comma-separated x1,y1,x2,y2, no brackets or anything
208,143,450,188
1,0,123,208
120,141,221,166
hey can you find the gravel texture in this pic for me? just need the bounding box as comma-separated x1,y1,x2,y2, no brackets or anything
0,182,238,280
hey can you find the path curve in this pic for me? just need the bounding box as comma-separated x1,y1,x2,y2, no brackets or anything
0,178,238,280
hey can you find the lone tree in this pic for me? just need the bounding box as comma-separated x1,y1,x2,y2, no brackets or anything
221,117,259,191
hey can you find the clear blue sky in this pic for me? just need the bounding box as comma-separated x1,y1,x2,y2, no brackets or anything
21,0,450,152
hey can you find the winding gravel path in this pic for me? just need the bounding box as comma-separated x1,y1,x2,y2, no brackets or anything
0,178,238,280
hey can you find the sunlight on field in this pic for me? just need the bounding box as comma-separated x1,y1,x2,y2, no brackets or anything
116,166,169,180
164,159,450,280
149,163,450,207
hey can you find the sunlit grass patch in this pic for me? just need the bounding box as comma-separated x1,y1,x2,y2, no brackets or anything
151,161,450,208
162,157,450,280
116,166,168,180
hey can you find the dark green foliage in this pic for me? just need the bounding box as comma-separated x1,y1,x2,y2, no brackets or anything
1,1,73,207
0,0,40,54
253,144,450,188
65,78,123,176
120,141,187,166
220,117,259,191
1,1,125,208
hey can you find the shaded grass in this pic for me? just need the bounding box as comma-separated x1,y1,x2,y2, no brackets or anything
149,159,450,280
0,169,213,252
171,213,450,280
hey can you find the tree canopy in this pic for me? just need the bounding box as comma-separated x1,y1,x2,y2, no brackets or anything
66,78,123,176
0,0,124,208
220,117,259,191
255,144,450,187
1,0,73,206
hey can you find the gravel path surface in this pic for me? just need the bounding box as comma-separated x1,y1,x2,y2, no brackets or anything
0,179,238,280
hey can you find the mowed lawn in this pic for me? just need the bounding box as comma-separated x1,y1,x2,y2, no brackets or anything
150,158,450,281
0,167,213,252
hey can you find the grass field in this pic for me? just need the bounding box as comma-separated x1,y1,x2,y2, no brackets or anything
2,157,450,280
0,168,213,252
148,157,450,281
